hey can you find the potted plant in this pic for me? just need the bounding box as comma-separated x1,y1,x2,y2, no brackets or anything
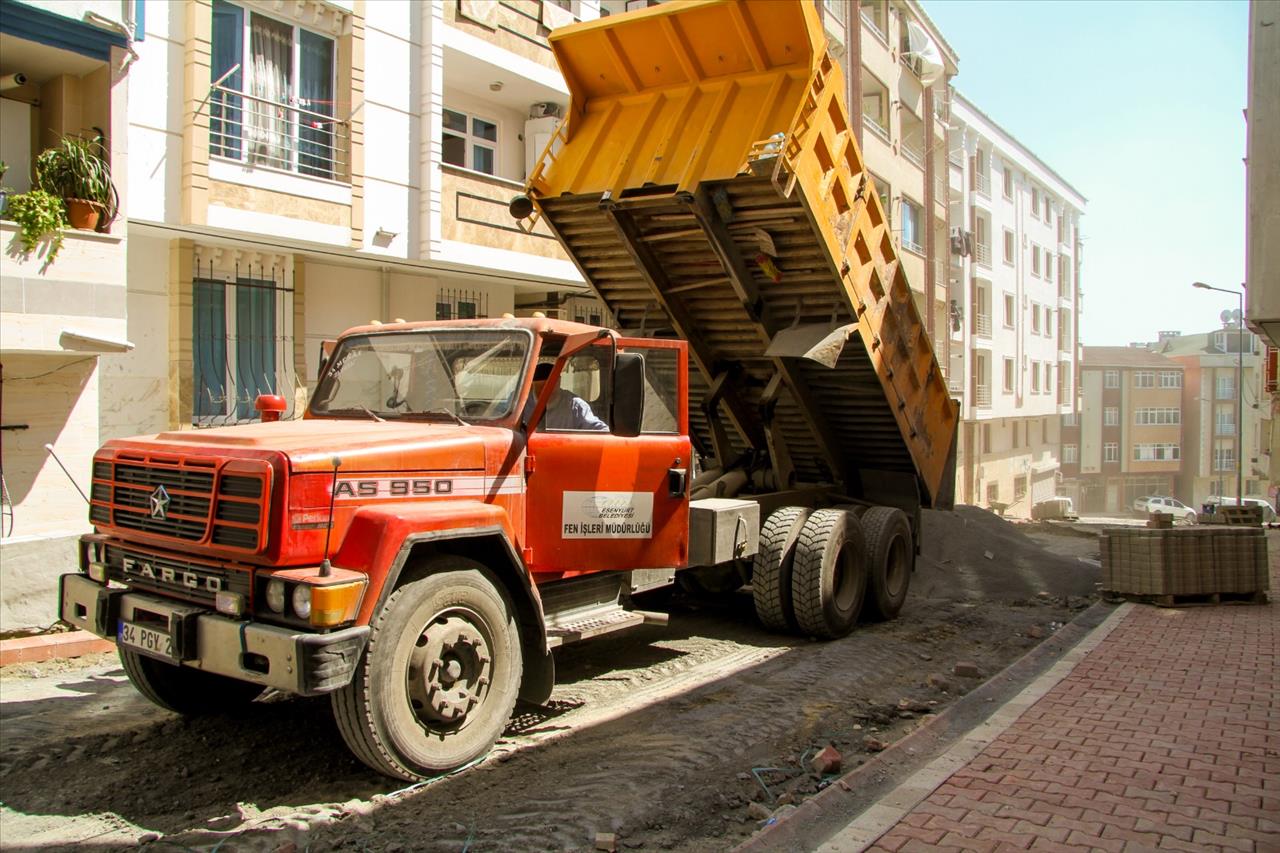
0,160,9,217
34,135,115,232
6,189,67,261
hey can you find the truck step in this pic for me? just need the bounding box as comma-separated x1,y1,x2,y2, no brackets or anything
545,607,667,649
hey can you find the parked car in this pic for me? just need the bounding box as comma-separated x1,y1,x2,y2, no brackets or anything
1203,496,1277,523
1135,496,1197,524
1032,496,1078,521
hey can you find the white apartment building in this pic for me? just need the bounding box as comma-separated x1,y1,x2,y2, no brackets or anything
948,92,1086,516
2,0,603,629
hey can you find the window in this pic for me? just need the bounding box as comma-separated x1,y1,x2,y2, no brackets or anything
1058,309,1071,347
1043,306,1052,336
982,423,991,452
1136,407,1180,425
1062,412,1079,427
1045,368,1052,395
821,0,846,28
443,108,498,174
1031,303,1041,333
1134,371,1156,388
1003,165,1013,200
901,109,925,168
1104,369,1119,389
1003,357,1015,393
1031,362,1041,393
1014,478,1027,501
1214,442,1235,471
1003,229,1015,265
862,70,890,140
870,172,892,225
1063,444,1078,463
1215,406,1236,435
1059,256,1071,296
1133,443,1180,462
1043,195,1051,221
1031,245,1041,277
1003,293,1016,328
193,277,283,422
1159,370,1181,388
210,0,340,178
1215,373,1236,399
1057,214,1066,244
901,197,923,254
1044,252,1054,282
1031,186,1040,218
986,482,1000,504
861,0,888,38
1104,406,1119,426
1104,442,1119,463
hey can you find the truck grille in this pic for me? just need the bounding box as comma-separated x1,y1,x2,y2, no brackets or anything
90,453,270,552
106,544,253,607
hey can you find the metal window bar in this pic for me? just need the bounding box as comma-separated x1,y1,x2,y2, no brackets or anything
192,259,299,427
209,83,348,179
435,288,490,321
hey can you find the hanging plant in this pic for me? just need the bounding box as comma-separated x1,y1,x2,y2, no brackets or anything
6,189,67,261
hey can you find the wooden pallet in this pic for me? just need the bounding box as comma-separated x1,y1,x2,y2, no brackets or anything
1102,590,1270,607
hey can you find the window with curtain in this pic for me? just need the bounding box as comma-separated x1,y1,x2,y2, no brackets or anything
209,1,338,178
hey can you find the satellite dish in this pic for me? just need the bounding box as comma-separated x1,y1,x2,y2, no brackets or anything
1221,309,1233,325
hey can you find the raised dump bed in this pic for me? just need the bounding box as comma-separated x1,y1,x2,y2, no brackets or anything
514,0,958,510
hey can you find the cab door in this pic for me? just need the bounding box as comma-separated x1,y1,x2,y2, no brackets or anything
524,338,689,575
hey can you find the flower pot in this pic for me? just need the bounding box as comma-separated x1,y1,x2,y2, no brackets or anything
65,198,102,231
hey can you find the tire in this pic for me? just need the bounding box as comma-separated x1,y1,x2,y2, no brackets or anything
119,647,264,715
332,558,522,781
752,506,812,632
859,506,914,622
791,509,867,639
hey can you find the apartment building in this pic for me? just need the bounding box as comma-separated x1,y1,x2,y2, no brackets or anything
947,93,1085,517
1059,348,1185,514
1156,328,1273,506
1,0,603,628
0,0,133,629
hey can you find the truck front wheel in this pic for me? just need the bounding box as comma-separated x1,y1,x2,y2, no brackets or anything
332,559,522,781
119,647,264,715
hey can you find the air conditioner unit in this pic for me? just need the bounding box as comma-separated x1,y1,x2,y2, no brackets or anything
529,102,563,119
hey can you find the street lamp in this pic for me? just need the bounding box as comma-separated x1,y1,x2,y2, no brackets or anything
1192,281,1244,506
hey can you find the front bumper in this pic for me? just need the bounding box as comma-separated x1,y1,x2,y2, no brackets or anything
59,573,369,697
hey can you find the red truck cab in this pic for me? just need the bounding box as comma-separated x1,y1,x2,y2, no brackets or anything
60,317,691,779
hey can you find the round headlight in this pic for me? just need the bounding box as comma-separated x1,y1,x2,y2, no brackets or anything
265,579,286,613
292,585,312,620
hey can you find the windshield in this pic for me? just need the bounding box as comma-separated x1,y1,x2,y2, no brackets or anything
311,329,531,421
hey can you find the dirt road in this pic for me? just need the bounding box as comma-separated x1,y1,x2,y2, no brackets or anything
0,510,1100,852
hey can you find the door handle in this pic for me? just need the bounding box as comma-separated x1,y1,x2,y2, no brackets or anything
667,467,687,498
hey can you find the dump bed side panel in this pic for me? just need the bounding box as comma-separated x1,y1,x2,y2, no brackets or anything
524,0,959,508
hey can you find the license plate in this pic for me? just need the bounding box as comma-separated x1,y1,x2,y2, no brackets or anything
118,621,176,661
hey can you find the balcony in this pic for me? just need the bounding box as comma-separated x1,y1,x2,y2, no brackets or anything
974,243,992,268
209,86,349,180
973,384,992,408
972,171,991,200
1216,422,1236,437
972,312,992,339
445,0,567,73
0,222,128,353
441,164,570,262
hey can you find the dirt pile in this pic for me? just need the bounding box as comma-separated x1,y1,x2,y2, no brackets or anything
916,506,1099,601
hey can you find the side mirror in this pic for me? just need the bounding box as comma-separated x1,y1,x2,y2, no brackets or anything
613,352,644,437
255,394,288,422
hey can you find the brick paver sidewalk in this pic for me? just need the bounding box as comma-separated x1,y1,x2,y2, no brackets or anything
869,584,1279,851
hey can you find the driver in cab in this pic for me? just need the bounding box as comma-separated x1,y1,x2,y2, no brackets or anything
529,361,608,431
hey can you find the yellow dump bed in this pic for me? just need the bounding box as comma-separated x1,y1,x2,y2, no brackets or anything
519,0,958,508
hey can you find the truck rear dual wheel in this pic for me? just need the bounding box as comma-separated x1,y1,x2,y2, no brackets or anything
119,647,264,715
791,509,868,639
860,506,913,621
752,506,812,632
332,558,522,781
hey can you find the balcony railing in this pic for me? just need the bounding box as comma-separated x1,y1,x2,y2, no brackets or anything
973,312,992,338
973,171,991,199
903,142,924,169
1216,422,1236,436
210,85,348,179
974,242,991,268
949,377,965,396
973,384,992,408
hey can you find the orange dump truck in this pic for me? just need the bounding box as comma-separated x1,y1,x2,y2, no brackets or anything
57,0,957,780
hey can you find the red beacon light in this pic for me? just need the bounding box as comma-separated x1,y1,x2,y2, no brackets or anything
254,394,288,422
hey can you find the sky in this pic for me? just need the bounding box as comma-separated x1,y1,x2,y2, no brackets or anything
920,0,1250,347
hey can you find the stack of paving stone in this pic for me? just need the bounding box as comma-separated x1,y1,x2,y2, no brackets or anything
1100,527,1269,601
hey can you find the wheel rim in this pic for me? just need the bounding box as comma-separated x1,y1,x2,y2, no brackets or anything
832,543,860,611
884,535,908,599
407,608,494,730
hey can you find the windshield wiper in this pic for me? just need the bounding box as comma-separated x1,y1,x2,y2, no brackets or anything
326,406,387,422
423,407,466,426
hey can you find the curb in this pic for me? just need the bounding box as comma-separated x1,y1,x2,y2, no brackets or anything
734,599,1124,853
0,630,115,667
